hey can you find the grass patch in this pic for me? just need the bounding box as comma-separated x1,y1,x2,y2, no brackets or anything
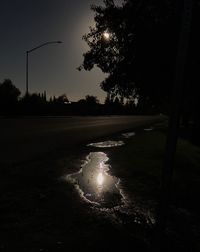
109,131,165,202
108,127,200,251
109,128,200,213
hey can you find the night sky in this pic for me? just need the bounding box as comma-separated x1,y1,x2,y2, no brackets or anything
0,0,121,102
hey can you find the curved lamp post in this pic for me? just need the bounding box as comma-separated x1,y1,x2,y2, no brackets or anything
26,41,62,95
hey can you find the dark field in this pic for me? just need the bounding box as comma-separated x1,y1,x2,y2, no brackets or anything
0,116,199,251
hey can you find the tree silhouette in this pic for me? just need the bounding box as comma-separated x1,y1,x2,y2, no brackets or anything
0,79,21,114
85,95,99,105
55,94,69,104
0,79,21,103
76,95,100,115
79,0,187,112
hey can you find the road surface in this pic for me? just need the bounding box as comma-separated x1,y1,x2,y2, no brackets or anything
0,115,165,251
0,115,163,163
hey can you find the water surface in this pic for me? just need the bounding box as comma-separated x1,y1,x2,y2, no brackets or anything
67,152,123,208
87,141,124,148
122,132,135,138
144,127,154,131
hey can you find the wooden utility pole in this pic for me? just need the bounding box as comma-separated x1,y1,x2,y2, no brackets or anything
158,0,193,248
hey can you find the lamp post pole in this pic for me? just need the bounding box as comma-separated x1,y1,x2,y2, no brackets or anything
25,41,62,95
26,51,29,95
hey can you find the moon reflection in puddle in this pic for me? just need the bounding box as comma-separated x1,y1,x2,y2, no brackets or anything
66,152,123,208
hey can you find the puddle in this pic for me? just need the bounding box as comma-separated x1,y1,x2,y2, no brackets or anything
66,152,123,208
122,132,135,138
64,129,158,226
144,127,154,131
87,141,124,148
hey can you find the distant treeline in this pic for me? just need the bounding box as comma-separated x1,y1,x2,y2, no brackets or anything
0,79,154,116
1,78,200,145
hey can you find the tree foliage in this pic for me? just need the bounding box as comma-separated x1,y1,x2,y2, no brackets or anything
85,95,99,105
0,79,21,105
55,94,69,104
79,0,197,112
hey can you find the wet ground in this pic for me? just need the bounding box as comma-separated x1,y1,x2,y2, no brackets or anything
67,132,134,208
1,117,164,252
62,124,200,252
87,140,125,148
67,152,123,207
65,129,156,226
4,116,195,251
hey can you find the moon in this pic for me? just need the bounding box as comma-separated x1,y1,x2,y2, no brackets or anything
103,31,110,40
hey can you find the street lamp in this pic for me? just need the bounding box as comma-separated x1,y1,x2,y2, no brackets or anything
26,41,62,95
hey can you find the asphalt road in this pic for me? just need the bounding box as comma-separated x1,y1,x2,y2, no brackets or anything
0,115,163,164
